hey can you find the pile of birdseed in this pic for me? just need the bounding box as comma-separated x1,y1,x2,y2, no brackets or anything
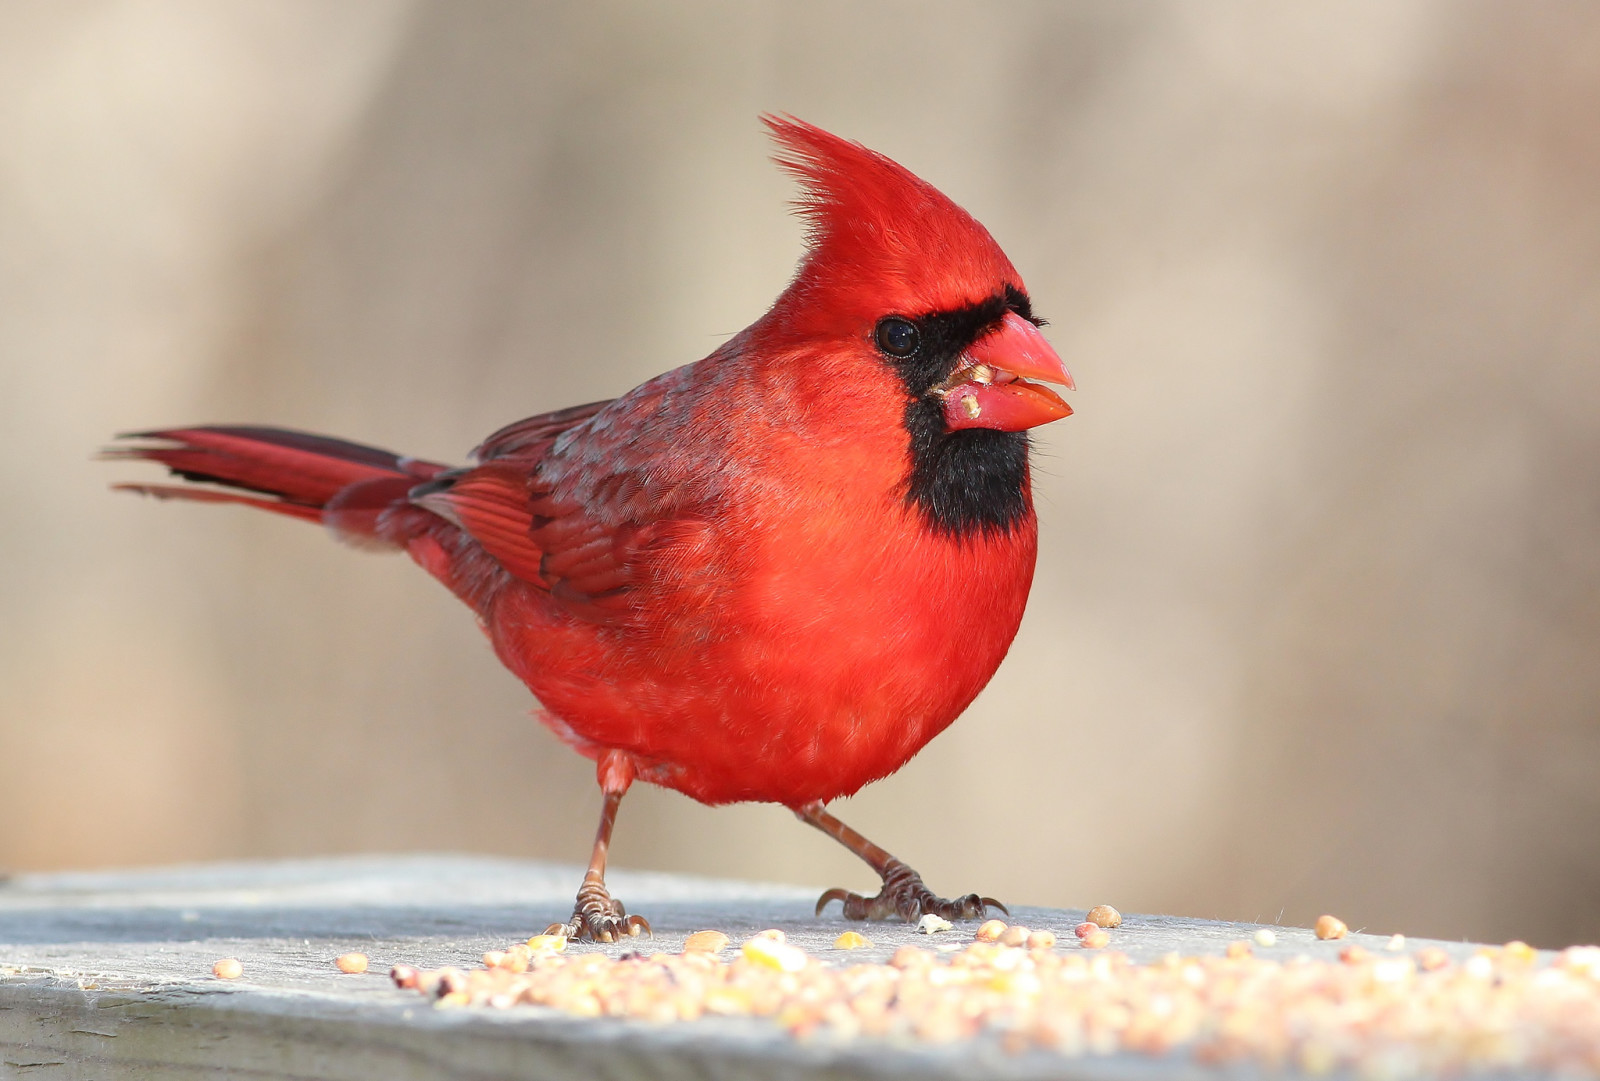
389,922,1600,1078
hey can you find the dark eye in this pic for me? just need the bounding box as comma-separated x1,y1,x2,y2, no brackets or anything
874,317,919,358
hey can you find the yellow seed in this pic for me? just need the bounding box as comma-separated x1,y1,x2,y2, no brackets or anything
683,929,730,954
754,928,786,942
526,933,568,953
1503,940,1537,965
1026,930,1057,950
1254,928,1277,948
1081,929,1110,950
833,931,871,950
212,958,242,979
1226,940,1252,959
482,950,508,969
1386,933,1406,951
1313,914,1347,940
335,952,368,974
741,936,807,972
704,987,754,1015
974,919,1008,942
1340,945,1370,964
1086,905,1122,928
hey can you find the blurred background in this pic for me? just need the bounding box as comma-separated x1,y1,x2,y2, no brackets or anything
2,1,1597,948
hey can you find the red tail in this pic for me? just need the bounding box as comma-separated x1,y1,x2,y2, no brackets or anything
107,426,452,544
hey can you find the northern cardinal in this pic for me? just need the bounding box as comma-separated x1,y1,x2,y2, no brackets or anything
109,116,1073,940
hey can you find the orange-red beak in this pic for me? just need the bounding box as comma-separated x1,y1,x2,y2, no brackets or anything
939,312,1074,432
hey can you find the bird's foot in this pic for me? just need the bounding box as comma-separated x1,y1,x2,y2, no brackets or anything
815,857,1007,922
546,872,651,942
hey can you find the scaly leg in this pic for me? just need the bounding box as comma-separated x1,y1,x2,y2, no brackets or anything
547,752,650,942
795,800,1007,922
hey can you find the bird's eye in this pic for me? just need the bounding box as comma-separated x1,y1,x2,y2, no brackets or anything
874,317,920,358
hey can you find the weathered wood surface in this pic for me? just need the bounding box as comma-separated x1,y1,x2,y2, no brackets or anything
0,855,1483,1080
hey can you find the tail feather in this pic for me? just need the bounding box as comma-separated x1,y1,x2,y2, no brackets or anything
111,481,325,523
106,426,453,539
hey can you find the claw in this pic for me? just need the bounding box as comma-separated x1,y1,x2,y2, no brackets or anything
814,862,1006,924
562,877,654,942
815,888,853,917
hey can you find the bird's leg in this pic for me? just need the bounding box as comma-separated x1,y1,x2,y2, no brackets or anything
795,800,1007,922
547,752,651,943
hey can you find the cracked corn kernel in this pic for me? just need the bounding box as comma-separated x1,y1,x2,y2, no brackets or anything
999,925,1031,947
212,958,242,979
1080,929,1110,949
916,914,953,934
742,935,807,972
683,930,730,953
1026,930,1057,950
1253,928,1277,948
335,952,368,974
974,919,1007,942
1313,915,1347,940
1074,922,1099,939
1226,941,1252,959
1085,905,1121,928
833,931,871,950
1503,940,1537,965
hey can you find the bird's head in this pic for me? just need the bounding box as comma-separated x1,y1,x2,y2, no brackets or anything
751,116,1073,537
759,115,1073,437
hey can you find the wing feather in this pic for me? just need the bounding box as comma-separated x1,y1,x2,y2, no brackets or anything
415,364,736,628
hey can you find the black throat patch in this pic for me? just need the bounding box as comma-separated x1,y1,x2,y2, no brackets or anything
903,404,1031,537
886,287,1038,538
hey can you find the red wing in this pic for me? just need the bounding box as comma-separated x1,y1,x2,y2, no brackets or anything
472,400,611,462
411,464,547,584
527,486,715,622
412,463,715,625
421,369,730,625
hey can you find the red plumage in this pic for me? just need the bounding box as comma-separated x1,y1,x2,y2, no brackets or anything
110,116,1074,937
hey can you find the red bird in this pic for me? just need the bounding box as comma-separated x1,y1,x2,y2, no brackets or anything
110,116,1074,941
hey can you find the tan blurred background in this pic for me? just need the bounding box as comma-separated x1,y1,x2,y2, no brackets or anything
2,2,1597,948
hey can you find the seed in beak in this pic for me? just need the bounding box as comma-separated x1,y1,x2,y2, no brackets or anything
962,396,982,420
970,364,994,385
